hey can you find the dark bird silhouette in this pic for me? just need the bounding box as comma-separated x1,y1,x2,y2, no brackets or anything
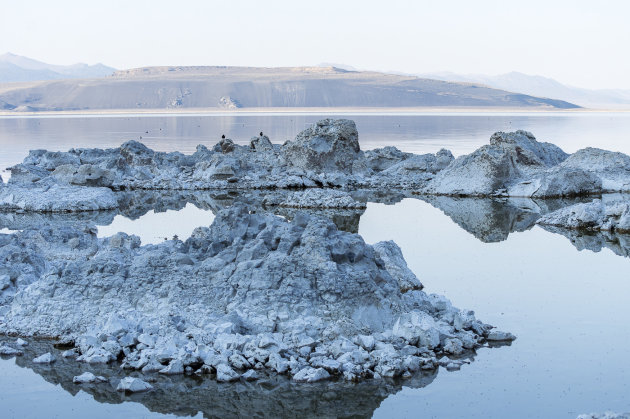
222,135,225,139
259,132,263,136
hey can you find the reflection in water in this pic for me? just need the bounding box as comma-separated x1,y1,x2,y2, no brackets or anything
539,225,630,258
1,189,629,257
1,191,629,418
2,337,448,419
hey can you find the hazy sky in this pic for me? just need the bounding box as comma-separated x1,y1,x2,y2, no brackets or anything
1,0,629,89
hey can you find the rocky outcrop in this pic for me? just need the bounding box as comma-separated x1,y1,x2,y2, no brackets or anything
263,189,366,209
537,197,630,233
424,131,568,196
282,119,360,174
0,183,118,212
0,204,512,383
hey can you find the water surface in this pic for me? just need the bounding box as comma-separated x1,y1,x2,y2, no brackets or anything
0,113,629,418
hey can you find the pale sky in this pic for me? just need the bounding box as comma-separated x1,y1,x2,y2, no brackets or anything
1,0,629,90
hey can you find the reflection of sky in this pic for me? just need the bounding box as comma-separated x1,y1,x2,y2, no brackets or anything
360,199,630,418
97,203,215,244
1,197,629,417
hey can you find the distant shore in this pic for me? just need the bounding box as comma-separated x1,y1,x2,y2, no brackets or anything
1,106,629,117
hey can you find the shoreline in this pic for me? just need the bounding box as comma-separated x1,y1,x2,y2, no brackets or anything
1,106,630,118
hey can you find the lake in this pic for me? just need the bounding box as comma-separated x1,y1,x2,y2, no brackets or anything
1,112,629,418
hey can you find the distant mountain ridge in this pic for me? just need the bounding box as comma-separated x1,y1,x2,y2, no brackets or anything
0,65,578,112
419,71,630,108
0,52,116,83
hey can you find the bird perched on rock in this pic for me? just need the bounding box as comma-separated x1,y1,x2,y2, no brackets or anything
222,135,225,139
259,132,263,136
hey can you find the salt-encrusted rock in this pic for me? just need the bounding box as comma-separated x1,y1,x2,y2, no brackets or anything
73,372,107,384
263,189,366,209
508,167,602,198
33,352,56,363
561,148,630,192
538,198,630,233
250,135,274,152
16,338,28,346
361,146,411,172
0,183,118,212
282,119,360,174
241,369,259,381
372,241,423,292
216,364,240,382
506,146,630,197
357,149,454,189
0,344,23,356
214,138,235,154
0,204,507,382
424,130,568,196
293,367,331,383
116,377,153,392
159,359,184,375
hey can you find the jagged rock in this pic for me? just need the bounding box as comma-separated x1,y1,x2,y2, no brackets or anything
241,369,259,381
0,183,118,212
357,149,454,189
250,135,273,152
0,204,504,381
561,148,630,192
16,338,28,346
425,130,568,196
216,364,240,382
263,189,366,209
292,367,330,383
73,372,107,384
213,138,235,153
116,377,153,392
373,241,423,292
282,119,360,174
538,198,630,233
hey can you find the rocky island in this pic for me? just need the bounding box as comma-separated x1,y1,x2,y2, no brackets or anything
2,117,629,391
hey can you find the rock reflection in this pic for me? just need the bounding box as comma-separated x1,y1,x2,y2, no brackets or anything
2,189,628,258
3,337,442,419
538,225,630,258
417,195,592,243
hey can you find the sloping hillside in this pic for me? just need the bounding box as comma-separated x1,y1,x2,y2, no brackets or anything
0,53,116,83
0,66,579,111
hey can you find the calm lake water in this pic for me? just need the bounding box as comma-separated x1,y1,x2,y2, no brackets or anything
1,112,629,418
